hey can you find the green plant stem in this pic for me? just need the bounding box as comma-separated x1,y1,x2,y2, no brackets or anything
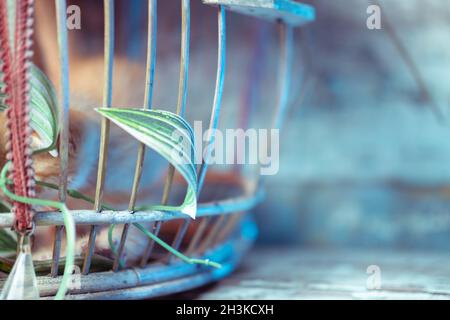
4,171,221,269
108,223,221,269
0,162,75,300
34,180,115,211
133,223,221,268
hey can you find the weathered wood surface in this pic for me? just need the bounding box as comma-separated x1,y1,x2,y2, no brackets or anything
181,248,450,300
202,0,315,26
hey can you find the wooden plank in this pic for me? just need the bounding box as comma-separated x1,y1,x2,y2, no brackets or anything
181,248,450,300
202,0,315,26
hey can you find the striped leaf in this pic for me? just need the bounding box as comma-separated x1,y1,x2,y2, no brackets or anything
0,64,59,155
29,64,59,154
96,108,198,218
0,229,16,254
0,197,16,253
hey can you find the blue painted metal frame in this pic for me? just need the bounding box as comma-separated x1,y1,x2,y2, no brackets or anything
0,0,317,300
36,217,258,299
203,0,315,26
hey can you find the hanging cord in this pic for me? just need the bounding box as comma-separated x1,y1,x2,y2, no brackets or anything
0,0,36,234
0,0,74,300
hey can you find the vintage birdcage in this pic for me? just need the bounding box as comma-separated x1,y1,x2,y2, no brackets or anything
0,0,315,299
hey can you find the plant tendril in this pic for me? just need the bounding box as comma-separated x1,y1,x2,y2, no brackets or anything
1,167,221,273
0,162,75,300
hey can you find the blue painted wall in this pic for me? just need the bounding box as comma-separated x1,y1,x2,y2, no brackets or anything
255,0,450,248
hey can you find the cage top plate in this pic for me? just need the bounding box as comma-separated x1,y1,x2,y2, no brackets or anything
202,0,315,26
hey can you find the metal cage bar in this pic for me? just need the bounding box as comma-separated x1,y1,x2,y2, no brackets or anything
272,22,294,131
82,0,115,275
140,0,191,266
0,190,265,228
162,0,191,203
113,0,158,272
187,10,297,258
166,5,227,263
31,217,258,300
186,25,269,256
197,5,227,194
50,0,71,277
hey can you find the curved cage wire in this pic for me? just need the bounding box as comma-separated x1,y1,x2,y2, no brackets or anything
0,0,315,299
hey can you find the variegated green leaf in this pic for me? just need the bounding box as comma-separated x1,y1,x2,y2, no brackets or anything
1,1,58,148
0,200,10,212
96,108,198,218
0,229,16,254
0,198,15,253
29,64,59,154
0,65,59,155
0,197,16,253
